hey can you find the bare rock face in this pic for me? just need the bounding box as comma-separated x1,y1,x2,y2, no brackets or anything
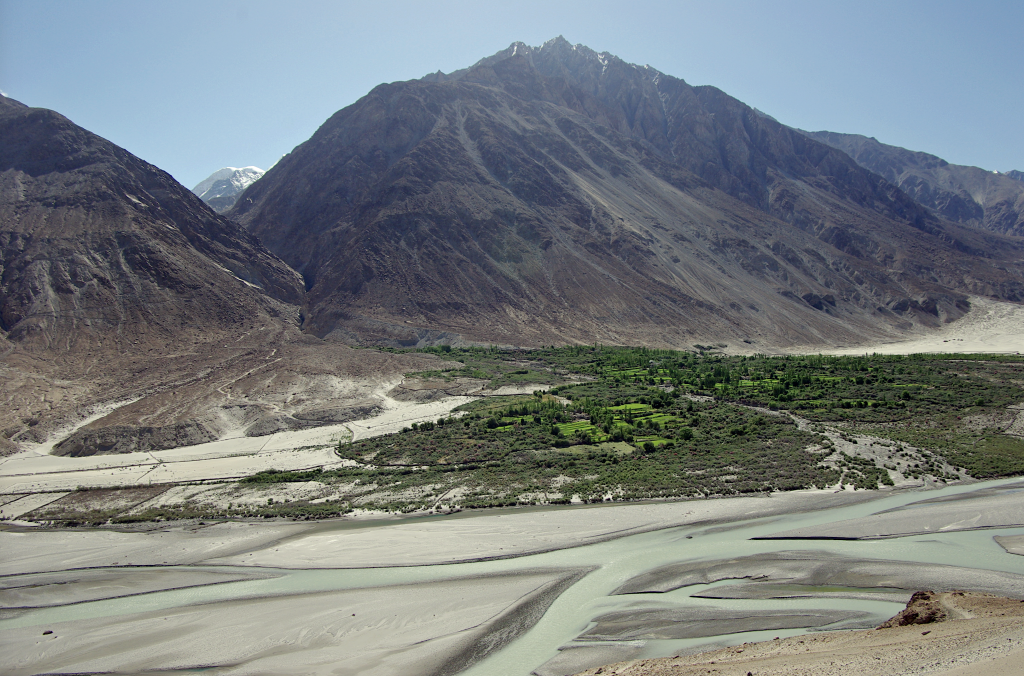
0,94,309,456
53,423,218,456
0,95,304,357
232,37,1024,349
805,131,1024,238
877,590,948,628
243,400,382,437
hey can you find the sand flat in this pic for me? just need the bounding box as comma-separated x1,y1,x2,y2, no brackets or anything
788,296,1024,355
0,390,485,495
0,493,67,519
204,490,877,569
0,447,345,493
611,551,1024,598
0,520,311,576
995,534,1024,555
0,567,280,608
0,490,876,577
578,606,872,641
0,569,580,676
757,487,1024,540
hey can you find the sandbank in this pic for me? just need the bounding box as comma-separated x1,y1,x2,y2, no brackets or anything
204,489,880,569
755,480,1024,540
0,567,280,609
610,550,1024,598
995,534,1024,555
0,568,584,676
0,520,311,576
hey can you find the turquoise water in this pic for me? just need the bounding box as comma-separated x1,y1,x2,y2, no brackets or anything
3,477,1023,675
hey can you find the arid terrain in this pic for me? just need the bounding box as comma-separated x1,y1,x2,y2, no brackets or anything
571,591,1024,676
2,33,1024,676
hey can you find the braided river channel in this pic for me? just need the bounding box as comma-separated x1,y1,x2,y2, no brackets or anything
2,478,1023,676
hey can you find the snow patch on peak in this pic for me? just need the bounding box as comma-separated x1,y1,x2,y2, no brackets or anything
192,166,265,213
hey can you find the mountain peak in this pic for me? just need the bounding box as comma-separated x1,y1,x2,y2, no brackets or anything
193,166,264,213
426,38,665,88
233,39,1024,348
0,93,28,110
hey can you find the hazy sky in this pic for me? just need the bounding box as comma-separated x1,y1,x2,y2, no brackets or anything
2,0,1021,189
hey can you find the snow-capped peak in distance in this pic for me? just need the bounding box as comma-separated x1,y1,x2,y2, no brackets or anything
192,166,264,213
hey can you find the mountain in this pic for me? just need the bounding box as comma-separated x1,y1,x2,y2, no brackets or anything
803,131,1024,237
0,95,449,458
0,95,301,453
0,96,302,356
231,37,1024,349
192,166,264,212
1005,170,1024,183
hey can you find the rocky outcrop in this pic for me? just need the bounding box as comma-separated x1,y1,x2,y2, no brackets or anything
243,401,382,437
387,378,488,402
53,422,218,456
877,590,948,628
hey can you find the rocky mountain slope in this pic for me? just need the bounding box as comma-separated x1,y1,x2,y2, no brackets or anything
804,130,1024,237
0,96,301,355
0,95,435,455
231,37,1024,349
193,166,264,212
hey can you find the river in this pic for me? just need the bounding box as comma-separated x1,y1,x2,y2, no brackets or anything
2,478,1023,676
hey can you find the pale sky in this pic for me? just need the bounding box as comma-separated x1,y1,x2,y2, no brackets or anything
2,0,1021,189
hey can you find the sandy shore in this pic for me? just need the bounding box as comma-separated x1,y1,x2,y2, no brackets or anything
755,480,1024,540
0,567,281,608
610,550,1024,599
0,520,311,576
4,479,1021,576
571,592,1024,676
0,489,878,574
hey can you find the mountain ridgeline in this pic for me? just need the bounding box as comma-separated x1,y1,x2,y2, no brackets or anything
230,37,1024,349
803,130,1024,238
3,38,1024,358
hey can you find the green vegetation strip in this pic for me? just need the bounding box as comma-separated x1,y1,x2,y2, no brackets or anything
30,347,1023,524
